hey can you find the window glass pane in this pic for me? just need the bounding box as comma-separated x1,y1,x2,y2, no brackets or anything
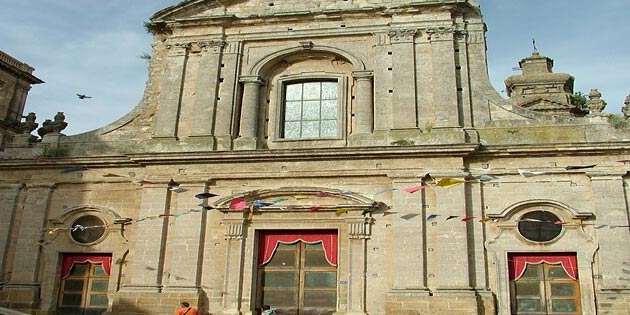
263,271,295,287
62,294,83,306
551,300,577,312
303,290,336,308
93,265,107,276
302,82,321,100
89,294,109,306
302,101,321,120
305,247,331,267
520,265,541,279
516,299,542,312
284,122,300,139
84,308,107,315
91,280,109,292
285,101,302,121
550,283,575,297
57,307,83,315
301,121,320,138
320,100,337,119
266,249,296,267
517,211,562,242
263,289,296,307
514,282,541,296
71,215,106,244
286,84,302,101
320,120,337,137
69,264,89,277
321,82,337,99
63,280,84,292
548,266,570,279
305,272,337,288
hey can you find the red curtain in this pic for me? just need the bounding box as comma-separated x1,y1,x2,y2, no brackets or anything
509,253,578,281
61,254,112,279
258,230,338,266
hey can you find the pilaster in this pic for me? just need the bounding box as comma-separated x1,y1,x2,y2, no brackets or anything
122,184,170,292
590,174,630,289
221,221,246,315
0,184,23,281
425,173,471,290
154,42,190,140
427,27,461,128
388,29,418,129
5,183,54,311
343,217,374,315
187,40,225,150
163,184,207,293
215,41,242,151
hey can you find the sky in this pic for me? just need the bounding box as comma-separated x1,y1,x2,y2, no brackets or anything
1,0,628,135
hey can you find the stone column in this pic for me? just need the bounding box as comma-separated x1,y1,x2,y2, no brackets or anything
0,184,24,279
234,76,263,150
188,40,225,149
352,71,374,134
215,41,242,151
122,184,170,292
153,42,190,140
388,176,429,293
590,174,630,288
345,217,373,315
388,29,418,129
427,28,460,128
6,184,54,309
163,184,207,292
221,221,246,315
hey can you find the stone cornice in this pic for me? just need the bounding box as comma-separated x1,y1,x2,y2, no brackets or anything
476,142,630,157
126,144,480,165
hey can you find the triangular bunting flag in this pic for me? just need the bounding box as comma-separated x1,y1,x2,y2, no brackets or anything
403,185,428,193
518,169,545,177
436,178,464,189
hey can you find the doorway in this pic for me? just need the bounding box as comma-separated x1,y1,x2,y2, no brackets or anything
256,230,338,315
509,253,581,314
57,254,111,315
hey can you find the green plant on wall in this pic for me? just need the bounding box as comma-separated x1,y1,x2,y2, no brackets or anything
608,114,630,129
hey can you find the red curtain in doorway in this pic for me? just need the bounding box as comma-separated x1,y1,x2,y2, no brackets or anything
61,254,112,279
509,253,578,281
258,230,338,266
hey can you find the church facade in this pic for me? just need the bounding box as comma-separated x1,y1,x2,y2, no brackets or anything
1,1,630,315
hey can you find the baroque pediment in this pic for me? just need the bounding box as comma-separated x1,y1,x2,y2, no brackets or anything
213,186,382,213
152,0,477,21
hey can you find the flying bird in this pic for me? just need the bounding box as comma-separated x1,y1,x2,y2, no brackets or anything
76,94,92,99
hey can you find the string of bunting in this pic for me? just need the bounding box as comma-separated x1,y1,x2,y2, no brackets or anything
33,162,627,245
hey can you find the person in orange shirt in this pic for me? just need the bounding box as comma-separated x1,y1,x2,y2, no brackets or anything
175,302,200,315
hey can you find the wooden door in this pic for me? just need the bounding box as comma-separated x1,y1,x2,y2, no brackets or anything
58,262,109,315
257,241,337,315
511,263,581,314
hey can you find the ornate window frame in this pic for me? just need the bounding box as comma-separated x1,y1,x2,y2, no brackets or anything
274,73,348,142
485,200,597,315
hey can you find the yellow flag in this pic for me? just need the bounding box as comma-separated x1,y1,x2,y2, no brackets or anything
335,208,350,216
436,178,464,189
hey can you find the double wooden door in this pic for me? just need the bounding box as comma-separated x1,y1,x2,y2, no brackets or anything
511,263,581,314
257,241,337,315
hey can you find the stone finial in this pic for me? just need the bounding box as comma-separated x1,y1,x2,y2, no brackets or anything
21,112,38,134
623,93,630,119
586,89,607,114
37,112,68,137
51,112,68,132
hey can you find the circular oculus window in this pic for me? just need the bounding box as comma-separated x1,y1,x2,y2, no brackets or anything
70,215,106,244
517,211,563,243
